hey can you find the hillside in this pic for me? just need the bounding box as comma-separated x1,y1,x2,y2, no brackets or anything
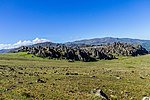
65,37,150,50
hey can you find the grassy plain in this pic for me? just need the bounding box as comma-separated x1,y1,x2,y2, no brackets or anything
0,52,150,100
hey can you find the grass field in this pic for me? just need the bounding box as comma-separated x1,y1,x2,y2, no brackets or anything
0,52,150,100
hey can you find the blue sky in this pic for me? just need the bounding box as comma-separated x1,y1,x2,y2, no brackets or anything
0,0,150,45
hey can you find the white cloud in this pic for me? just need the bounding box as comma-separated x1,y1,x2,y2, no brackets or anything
0,38,50,50
32,38,50,44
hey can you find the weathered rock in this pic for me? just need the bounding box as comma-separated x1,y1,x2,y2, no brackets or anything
15,42,148,62
36,79,46,83
95,89,109,100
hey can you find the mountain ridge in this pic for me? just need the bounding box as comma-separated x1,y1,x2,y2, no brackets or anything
1,37,150,53
66,37,149,44
65,37,150,50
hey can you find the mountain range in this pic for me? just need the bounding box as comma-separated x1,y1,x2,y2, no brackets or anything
1,37,150,53
66,37,150,50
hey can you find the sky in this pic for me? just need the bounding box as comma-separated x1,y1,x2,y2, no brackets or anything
0,0,150,49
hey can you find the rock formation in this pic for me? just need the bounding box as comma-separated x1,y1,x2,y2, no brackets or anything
14,42,148,62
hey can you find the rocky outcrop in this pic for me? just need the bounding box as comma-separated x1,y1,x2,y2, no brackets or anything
95,42,148,56
15,42,148,62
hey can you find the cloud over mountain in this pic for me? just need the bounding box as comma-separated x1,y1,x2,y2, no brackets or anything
0,38,50,50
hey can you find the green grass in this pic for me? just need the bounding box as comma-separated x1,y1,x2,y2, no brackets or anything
0,52,45,60
0,52,150,100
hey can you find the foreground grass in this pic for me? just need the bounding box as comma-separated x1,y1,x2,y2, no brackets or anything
0,52,150,100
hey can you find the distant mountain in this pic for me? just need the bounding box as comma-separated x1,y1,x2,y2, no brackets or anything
65,37,150,50
1,37,150,53
0,49,11,53
29,42,58,47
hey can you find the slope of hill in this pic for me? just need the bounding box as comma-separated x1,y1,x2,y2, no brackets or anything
65,37,150,50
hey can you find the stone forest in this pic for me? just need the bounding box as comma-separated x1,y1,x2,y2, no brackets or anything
14,42,148,62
